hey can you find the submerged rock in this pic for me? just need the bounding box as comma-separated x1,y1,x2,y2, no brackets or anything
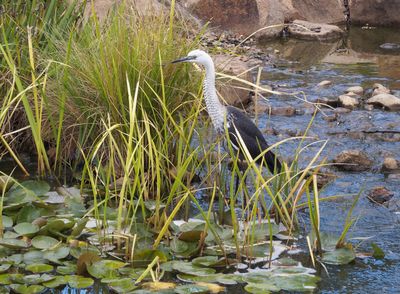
366,93,400,111
338,94,359,109
270,106,296,116
288,20,344,41
382,157,400,173
372,83,391,96
333,150,373,171
318,80,332,87
367,186,394,205
380,43,400,50
345,86,364,95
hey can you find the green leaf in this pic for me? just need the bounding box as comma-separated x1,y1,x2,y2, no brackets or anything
42,276,68,288
1,215,13,228
86,260,126,279
25,263,53,273
0,238,29,249
322,247,356,265
108,278,137,292
371,243,385,259
43,246,70,263
13,222,39,237
20,181,50,195
172,261,216,276
65,275,94,288
9,284,45,294
0,264,11,274
31,236,59,249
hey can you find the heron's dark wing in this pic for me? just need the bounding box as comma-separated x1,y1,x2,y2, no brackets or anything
226,106,281,173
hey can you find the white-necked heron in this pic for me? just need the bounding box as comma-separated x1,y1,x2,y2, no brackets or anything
172,49,282,174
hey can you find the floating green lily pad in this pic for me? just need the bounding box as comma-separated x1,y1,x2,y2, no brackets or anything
0,264,11,274
0,238,29,249
25,263,53,273
13,222,39,237
175,284,209,294
108,278,137,292
42,276,68,288
9,284,45,294
56,262,77,275
65,275,94,288
31,236,59,249
1,215,13,228
322,247,356,265
87,260,126,279
172,261,216,276
22,251,44,265
43,246,70,263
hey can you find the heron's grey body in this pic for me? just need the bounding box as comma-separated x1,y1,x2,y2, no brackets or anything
172,50,281,173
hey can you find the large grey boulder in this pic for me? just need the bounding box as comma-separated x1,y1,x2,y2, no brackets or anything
288,20,344,41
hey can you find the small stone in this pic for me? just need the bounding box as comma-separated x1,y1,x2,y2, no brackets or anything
344,91,360,98
388,174,400,180
367,186,394,205
333,150,373,171
323,113,338,122
364,104,374,111
318,80,332,87
270,106,296,116
382,157,399,172
338,94,359,109
345,86,364,95
367,93,400,111
372,83,391,96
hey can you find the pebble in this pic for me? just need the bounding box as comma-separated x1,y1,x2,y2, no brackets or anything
382,157,399,172
367,93,400,111
367,186,394,205
345,86,364,95
333,150,373,171
318,80,332,87
338,94,359,109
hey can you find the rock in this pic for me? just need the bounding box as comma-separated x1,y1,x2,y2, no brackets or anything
318,80,332,87
366,94,400,111
382,157,400,172
388,174,400,181
288,20,344,41
333,150,373,171
364,104,374,111
345,86,364,95
180,0,345,39
350,0,400,27
270,106,296,116
214,54,252,106
367,186,394,205
323,113,338,122
372,83,391,96
338,95,359,109
380,43,400,50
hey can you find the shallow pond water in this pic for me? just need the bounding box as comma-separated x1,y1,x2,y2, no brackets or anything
254,26,400,293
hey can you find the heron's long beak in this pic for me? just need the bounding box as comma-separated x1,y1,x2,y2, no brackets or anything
171,55,196,64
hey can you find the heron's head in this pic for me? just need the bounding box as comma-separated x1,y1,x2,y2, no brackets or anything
172,49,212,67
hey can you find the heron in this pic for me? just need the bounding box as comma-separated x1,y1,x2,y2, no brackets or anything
172,50,282,176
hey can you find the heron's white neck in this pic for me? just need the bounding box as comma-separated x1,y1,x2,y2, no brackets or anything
203,62,226,132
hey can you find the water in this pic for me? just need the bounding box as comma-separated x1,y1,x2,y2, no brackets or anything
256,27,400,293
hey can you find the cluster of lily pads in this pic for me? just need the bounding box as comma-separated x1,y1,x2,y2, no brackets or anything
0,179,358,293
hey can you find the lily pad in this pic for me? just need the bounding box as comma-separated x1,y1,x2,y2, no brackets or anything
56,262,77,275
42,276,68,288
22,251,44,265
20,180,50,195
322,247,356,265
108,278,137,292
43,246,70,263
131,249,167,267
172,261,216,276
31,236,59,249
86,260,126,279
142,281,176,291
0,238,29,249
65,275,94,288
1,216,13,228
0,264,11,274
9,284,45,294
13,222,39,237
175,284,209,294
25,263,53,273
